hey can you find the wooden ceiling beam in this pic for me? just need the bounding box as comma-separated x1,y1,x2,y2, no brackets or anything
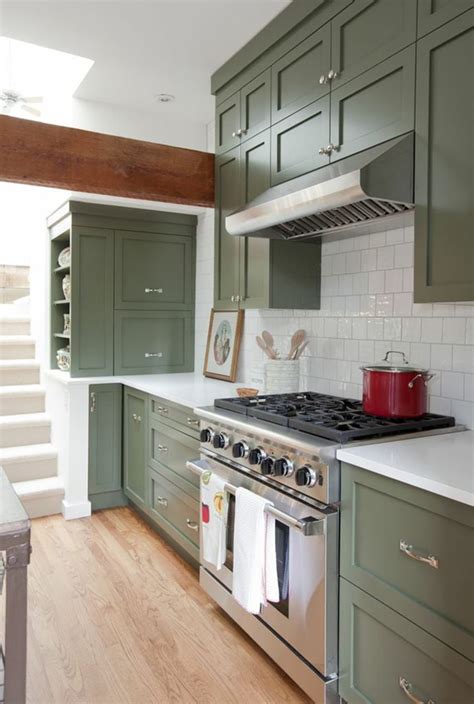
0,115,214,207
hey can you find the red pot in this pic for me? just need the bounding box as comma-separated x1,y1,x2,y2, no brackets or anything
361,351,435,418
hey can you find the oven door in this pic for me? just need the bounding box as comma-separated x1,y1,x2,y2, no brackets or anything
187,454,339,678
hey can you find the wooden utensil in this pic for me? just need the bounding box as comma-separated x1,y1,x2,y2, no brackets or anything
262,330,278,358
288,329,306,359
294,339,309,359
256,335,277,359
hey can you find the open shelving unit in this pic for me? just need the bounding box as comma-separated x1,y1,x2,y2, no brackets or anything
50,228,71,372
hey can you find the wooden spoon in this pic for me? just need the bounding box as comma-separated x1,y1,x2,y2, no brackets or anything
288,329,306,359
262,330,278,358
294,339,309,359
256,335,277,359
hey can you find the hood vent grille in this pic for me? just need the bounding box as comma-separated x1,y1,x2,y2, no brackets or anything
274,197,412,240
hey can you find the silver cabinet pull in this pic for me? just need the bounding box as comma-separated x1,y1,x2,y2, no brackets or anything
327,69,338,81
132,413,142,423
186,418,199,426
235,294,241,302
90,392,96,413
159,406,168,414
231,295,235,302
319,146,327,155
399,677,436,704
157,444,168,453
186,519,199,531
156,496,168,507
144,352,163,358
399,540,439,569
319,74,328,84
144,287,163,294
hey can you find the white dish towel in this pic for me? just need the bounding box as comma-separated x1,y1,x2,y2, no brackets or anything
200,470,228,570
232,487,279,614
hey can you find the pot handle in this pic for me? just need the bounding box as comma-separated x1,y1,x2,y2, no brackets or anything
408,372,435,389
383,350,409,365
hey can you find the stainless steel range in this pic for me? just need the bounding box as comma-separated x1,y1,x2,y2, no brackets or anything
187,392,457,704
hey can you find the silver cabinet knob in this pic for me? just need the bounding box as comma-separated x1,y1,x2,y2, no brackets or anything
186,519,199,531
236,128,242,136
328,69,338,80
144,352,163,358
157,444,168,453
319,74,328,85
90,392,96,413
231,295,235,302
156,496,168,507
132,413,142,422
231,131,237,138
186,417,199,426
144,287,163,294
318,146,327,155
240,128,247,135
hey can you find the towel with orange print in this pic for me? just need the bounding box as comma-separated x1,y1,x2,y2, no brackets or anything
201,470,228,569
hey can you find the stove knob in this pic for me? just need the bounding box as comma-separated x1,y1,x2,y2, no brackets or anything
274,457,294,477
200,427,214,444
212,432,230,450
248,447,266,466
232,441,249,459
260,457,275,476
295,465,318,488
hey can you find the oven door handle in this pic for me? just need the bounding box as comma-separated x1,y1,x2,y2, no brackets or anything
187,459,326,537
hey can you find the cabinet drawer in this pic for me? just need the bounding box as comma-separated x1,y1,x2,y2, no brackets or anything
339,579,474,704
341,464,474,659
149,468,200,548
115,230,194,310
150,396,200,438
330,45,415,163
149,420,199,494
114,311,194,375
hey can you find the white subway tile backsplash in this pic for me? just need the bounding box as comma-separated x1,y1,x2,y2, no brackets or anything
441,371,465,400
386,228,404,245
394,243,414,268
332,253,346,275
450,399,474,428
442,318,466,344
352,318,368,339
431,344,452,371
337,318,352,339
465,374,474,402
359,294,377,317
377,245,394,270
353,272,369,294
452,345,474,374
346,251,361,273
384,317,402,341
385,269,403,293
410,343,431,368
402,318,421,342
368,270,385,294
360,249,377,271
402,267,414,292
369,231,386,248
367,317,384,340
421,318,443,343
376,294,393,317
393,292,412,317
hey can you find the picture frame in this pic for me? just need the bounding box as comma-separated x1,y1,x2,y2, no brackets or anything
203,308,244,382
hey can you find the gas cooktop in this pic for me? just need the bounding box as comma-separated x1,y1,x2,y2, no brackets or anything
214,392,455,443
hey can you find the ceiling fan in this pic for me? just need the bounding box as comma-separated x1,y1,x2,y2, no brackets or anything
0,88,43,117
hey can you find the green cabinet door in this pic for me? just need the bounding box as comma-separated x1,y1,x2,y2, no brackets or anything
418,0,473,38
123,387,147,507
88,384,125,511
214,147,241,310
330,0,417,89
70,226,114,377
216,91,241,154
270,24,331,124
239,131,271,309
270,96,330,185
339,579,474,704
114,310,194,375
240,70,271,142
115,230,194,310
330,46,415,163
414,11,474,303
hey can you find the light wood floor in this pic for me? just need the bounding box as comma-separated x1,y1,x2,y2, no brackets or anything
27,507,310,704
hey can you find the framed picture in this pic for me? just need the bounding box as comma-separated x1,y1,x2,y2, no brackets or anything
203,309,244,382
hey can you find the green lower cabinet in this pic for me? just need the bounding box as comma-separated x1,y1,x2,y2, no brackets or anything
149,419,199,495
339,579,474,704
123,387,147,507
88,384,126,511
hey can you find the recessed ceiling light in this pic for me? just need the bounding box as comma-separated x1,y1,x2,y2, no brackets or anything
156,93,175,103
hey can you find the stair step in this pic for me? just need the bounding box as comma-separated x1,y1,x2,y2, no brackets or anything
0,359,39,386
0,317,30,335
0,384,45,415
0,412,51,448
0,335,35,359
0,443,57,482
14,476,64,519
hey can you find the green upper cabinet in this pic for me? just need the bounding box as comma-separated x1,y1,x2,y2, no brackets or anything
70,226,114,377
417,0,473,38
114,230,194,310
214,147,241,310
123,387,147,507
270,96,330,185
414,11,474,303
88,384,124,511
329,46,415,163
215,92,241,154
330,0,417,89
271,24,331,124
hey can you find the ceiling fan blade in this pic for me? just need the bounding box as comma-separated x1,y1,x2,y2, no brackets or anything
21,104,41,117
23,96,43,104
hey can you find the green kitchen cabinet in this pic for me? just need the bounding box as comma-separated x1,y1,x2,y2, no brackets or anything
418,0,473,38
115,229,195,311
214,147,241,310
329,46,415,163
339,579,474,704
216,70,271,155
123,387,147,508
114,310,194,375
330,0,417,90
270,24,331,124
414,11,474,303
88,384,125,511
270,97,330,186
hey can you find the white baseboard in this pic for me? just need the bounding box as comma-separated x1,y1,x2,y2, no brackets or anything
62,499,91,520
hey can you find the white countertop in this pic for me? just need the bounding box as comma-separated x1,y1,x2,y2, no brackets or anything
44,370,242,410
337,430,474,506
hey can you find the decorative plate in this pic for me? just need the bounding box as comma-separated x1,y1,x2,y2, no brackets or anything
58,247,70,268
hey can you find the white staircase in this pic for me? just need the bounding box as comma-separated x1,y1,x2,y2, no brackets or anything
0,310,63,518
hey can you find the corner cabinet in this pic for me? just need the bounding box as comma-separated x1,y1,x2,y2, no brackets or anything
414,11,474,303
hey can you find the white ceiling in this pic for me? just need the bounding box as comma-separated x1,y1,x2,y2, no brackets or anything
0,0,290,124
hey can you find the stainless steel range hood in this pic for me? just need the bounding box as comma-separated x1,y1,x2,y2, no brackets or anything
226,134,414,240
